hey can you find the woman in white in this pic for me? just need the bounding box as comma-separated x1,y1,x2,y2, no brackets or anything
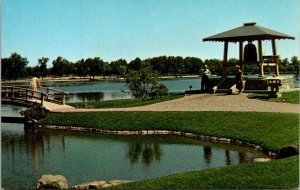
29,76,41,97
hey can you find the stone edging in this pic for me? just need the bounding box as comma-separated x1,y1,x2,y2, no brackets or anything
37,124,280,157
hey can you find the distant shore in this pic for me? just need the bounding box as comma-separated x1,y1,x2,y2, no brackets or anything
1,75,200,84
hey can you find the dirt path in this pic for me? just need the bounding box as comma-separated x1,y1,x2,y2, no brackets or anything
54,93,299,113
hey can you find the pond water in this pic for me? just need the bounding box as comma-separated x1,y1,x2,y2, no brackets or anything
1,105,265,189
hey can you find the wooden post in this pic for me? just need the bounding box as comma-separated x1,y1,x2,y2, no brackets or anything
11,87,14,100
41,93,44,107
239,41,243,71
62,92,65,105
258,40,264,76
223,41,228,76
46,88,49,100
18,88,21,98
5,88,9,97
272,39,279,76
25,89,28,101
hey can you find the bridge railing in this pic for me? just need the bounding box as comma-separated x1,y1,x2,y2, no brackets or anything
1,86,68,106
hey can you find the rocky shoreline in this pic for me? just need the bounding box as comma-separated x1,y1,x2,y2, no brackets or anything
38,124,270,153
36,174,132,189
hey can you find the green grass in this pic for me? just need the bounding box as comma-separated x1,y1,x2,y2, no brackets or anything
248,90,299,104
40,111,299,151
114,156,299,189
273,90,299,104
68,94,184,108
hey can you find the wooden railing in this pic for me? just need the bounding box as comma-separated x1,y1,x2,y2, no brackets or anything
1,86,68,106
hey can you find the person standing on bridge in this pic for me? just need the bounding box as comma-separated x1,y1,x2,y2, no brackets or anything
29,76,41,98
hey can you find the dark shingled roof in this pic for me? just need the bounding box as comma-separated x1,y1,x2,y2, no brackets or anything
203,22,295,42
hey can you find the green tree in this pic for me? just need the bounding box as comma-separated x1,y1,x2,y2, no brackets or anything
74,59,88,78
128,57,144,70
51,56,70,78
1,57,11,80
85,57,105,79
290,56,299,74
183,57,204,74
2,53,28,80
146,56,167,75
38,57,49,79
280,58,289,73
125,66,159,101
110,59,127,78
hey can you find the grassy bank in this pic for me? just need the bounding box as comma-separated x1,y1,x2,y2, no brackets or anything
41,111,298,151
115,156,299,189
68,94,184,108
248,90,299,104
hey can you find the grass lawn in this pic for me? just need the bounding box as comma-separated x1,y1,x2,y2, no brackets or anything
248,90,299,104
115,156,299,189
68,93,184,108
40,111,298,151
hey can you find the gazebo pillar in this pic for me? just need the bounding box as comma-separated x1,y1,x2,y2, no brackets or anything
272,39,279,76
239,41,243,71
223,41,228,76
258,40,264,76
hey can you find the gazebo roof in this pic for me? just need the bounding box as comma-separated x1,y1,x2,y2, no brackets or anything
203,22,295,42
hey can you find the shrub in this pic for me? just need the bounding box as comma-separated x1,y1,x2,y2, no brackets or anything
20,103,49,121
125,67,159,101
150,83,168,99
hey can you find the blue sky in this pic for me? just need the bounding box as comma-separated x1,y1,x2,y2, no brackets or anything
2,0,300,66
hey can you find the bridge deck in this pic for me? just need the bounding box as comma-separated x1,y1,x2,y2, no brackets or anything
27,99,75,111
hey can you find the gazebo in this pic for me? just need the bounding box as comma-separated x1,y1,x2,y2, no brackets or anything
203,22,295,76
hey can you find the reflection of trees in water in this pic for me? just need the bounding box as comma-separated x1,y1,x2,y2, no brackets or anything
203,146,212,164
203,147,250,166
66,92,104,102
127,143,162,165
225,150,231,165
238,152,247,163
2,126,66,172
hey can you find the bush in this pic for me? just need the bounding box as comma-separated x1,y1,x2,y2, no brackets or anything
20,103,49,121
125,67,159,101
150,83,168,99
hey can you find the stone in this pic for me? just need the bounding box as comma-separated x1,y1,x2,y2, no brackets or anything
109,180,133,186
36,174,68,189
72,181,108,189
101,183,113,188
254,157,271,162
146,130,154,135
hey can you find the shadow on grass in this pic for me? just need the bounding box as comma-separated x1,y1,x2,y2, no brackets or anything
247,94,271,101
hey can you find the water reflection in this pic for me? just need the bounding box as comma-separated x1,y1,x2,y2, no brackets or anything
127,143,162,165
65,92,132,103
2,104,266,189
203,146,212,165
2,124,265,189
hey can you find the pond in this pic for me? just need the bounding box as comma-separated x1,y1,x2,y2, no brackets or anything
1,105,266,189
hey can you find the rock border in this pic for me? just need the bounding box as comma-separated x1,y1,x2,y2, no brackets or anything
36,124,281,156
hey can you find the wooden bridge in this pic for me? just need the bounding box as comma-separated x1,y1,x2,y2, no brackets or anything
1,86,74,111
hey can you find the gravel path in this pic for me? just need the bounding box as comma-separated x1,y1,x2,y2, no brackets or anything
55,93,299,113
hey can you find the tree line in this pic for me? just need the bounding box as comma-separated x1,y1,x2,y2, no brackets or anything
1,52,299,80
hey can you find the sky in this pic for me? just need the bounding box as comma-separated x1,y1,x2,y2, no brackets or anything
2,0,300,66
